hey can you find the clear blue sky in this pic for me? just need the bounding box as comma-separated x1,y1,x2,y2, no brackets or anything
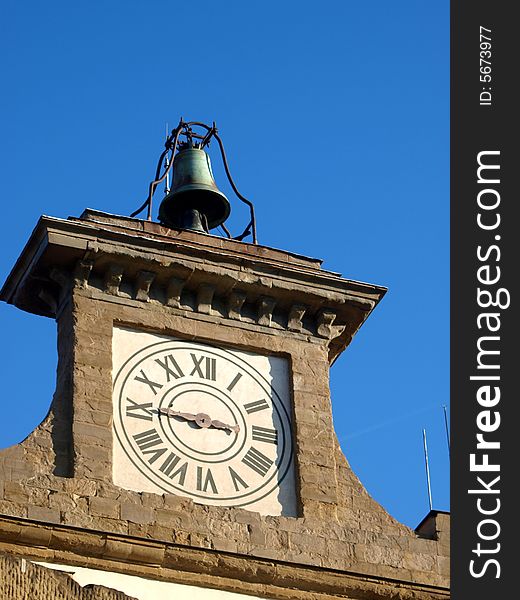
0,1,449,528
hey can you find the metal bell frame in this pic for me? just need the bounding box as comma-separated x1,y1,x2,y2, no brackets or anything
131,119,257,244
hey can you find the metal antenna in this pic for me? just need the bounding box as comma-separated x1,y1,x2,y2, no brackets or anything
422,429,433,511
442,405,450,458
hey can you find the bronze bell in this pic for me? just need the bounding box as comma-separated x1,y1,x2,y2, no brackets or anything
158,146,230,232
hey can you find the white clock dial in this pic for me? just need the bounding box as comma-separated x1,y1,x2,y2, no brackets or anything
112,327,296,515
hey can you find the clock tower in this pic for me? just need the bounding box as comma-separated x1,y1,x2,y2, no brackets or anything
0,122,449,600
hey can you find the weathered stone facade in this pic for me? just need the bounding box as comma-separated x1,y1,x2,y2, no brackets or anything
0,210,450,599
0,554,136,600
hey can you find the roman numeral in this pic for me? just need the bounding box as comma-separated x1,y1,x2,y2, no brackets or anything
134,428,162,450
251,425,278,445
227,372,242,392
155,354,184,382
242,447,273,477
125,398,153,421
134,370,163,395
196,466,218,494
243,399,269,414
228,467,249,492
159,452,188,486
133,429,167,464
190,354,216,380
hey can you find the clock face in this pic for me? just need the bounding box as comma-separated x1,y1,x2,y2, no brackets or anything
112,327,296,516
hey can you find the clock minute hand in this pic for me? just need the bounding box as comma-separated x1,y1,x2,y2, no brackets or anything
158,408,198,421
158,409,213,429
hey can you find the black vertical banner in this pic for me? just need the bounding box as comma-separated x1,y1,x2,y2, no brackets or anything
451,2,516,598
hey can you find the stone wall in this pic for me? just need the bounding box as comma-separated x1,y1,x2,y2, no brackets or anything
0,212,449,599
0,289,449,596
0,553,136,600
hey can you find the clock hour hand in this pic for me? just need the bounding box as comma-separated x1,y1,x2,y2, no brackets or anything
209,419,240,435
158,408,239,434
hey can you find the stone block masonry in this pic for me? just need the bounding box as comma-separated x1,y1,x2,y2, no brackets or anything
0,210,450,599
